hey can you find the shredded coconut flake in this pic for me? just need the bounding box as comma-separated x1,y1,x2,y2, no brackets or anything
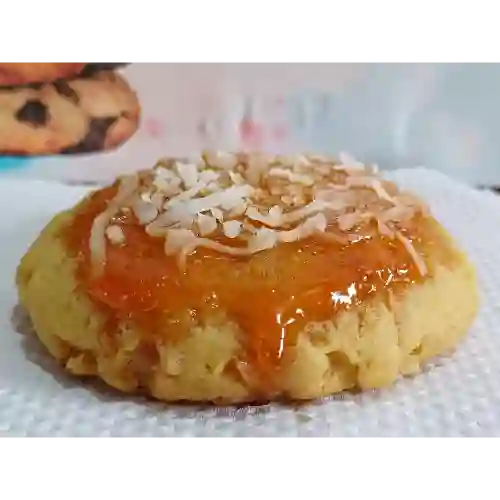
89,173,138,275
88,151,429,275
105,225,125,245
197,213,218,236
269,167,314,186
175,161,199,189
223,220,242,238
395,231,427,277
133,198,159,225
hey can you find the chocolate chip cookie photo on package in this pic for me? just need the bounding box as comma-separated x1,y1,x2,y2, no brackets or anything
0,63,141,156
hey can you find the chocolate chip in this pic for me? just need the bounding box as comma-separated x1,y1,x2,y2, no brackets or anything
0,81,45,91
88,56,131,70
53,80,80,105
28,82,44,91
77,66,100,79
61,117,117,154
78,56,132,79
15,100,48,127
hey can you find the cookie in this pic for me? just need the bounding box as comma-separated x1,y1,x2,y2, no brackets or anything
16,152,479,404
0,63,86,86
0,71,140,155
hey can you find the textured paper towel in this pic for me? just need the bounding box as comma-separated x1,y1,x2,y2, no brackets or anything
0,168,499,437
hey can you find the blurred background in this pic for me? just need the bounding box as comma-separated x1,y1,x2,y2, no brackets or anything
2,63,500,187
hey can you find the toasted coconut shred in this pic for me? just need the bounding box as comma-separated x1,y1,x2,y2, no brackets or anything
89,151,429,275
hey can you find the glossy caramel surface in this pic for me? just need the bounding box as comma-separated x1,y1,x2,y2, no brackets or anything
64,184,451,385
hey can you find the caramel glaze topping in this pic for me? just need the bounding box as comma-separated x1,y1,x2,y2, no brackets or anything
62,152,455,396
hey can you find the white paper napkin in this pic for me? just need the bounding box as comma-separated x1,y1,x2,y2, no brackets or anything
0,168,499,437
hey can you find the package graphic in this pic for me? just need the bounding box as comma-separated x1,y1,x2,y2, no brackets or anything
1,64,499,187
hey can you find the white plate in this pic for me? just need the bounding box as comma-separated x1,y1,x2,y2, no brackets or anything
1,171,500,437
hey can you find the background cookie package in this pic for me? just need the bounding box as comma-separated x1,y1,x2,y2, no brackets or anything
0,63,139,158
2,63,500,187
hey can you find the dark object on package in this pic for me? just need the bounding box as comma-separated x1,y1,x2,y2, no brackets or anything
87,56,132,70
